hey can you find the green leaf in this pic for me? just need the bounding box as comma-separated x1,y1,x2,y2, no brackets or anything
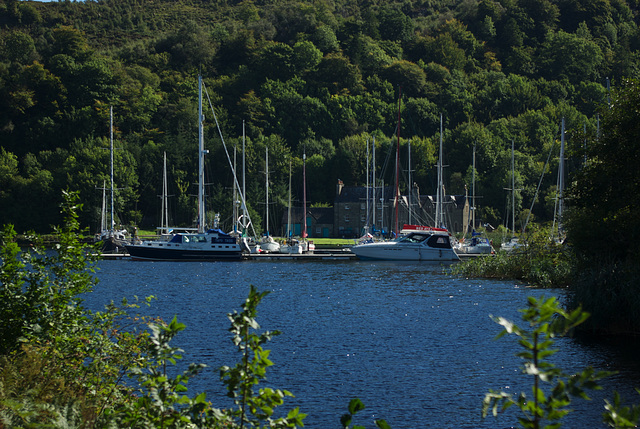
348,398,366,415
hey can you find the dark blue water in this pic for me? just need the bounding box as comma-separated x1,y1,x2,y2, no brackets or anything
86,259,640,428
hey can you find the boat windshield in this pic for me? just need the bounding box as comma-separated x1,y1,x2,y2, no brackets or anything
399,233,428,243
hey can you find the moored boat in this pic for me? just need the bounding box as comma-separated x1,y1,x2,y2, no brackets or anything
351,224,459,261
126,229,242,261
125,75,243,261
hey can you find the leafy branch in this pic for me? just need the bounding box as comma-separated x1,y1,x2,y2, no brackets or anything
482,296,612,428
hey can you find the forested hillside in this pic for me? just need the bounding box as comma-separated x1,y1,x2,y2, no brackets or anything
1,0,638,234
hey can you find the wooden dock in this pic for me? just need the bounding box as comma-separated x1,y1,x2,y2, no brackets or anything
99,250,356,261
100,250,490,261
246,250,356,261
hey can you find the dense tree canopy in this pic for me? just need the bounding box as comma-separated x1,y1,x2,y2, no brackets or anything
0,0,638,234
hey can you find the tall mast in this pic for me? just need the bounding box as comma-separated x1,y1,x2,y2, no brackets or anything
242,120,247,236
287,160,292,238
197,75,207,233
436,114,443,228
558,118,566,235
101,180,107,232
303,148,307,238
408,138,412,225
161,151,169,234
233,145,238,234
265,147,270,237
511,139,515,236
365,138,369,235
472,143,476,231
394,87,401,236
109,106,114,233
372,136,376,230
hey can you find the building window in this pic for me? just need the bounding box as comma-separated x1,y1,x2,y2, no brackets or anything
360,214,366,222
344,214,350,223
360,203,365,210
344,204,350,210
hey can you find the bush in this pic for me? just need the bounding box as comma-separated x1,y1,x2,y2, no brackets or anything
453,227,573,288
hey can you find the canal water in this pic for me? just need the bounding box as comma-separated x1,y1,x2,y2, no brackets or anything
87,259,640,428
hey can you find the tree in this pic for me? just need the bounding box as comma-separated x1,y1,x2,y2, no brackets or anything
254,41,295,81
380,60,427,97
565,78,640,334
309,53,364,95
566,78,640,264
539,30,604,86
292,40,322,75
377,6,414,43
2,30,38,64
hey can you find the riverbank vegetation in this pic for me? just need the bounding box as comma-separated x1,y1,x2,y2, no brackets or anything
452,226,573,288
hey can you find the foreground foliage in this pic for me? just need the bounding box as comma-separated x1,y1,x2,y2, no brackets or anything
483,296,638,428
0,192,305,428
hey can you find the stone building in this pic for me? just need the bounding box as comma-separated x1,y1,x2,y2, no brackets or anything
278,180,472,239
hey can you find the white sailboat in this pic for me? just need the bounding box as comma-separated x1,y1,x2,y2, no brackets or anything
501,140,522,252
258,147,280,253
280,159,302,254
300,148,315,253
455,144,494,255
125,76,243,261
96,106,128,253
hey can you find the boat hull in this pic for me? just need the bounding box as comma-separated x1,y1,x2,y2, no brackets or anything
351,242,459,261
456,244,493,255
125,243,243,261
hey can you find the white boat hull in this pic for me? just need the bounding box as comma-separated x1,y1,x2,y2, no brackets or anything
351,232,459,262
260,241,281,253
280,244,302,254
456,243,493,254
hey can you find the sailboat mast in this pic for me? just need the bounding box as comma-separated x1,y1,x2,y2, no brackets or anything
394,87,401,236
472,143,476,231
265,147,270,237
287,160,292,238
110,106,115,233
233,145,238,234
408,138,412,225
198,75,206,233
303,148,307,238
101,180,107,232
372,136,376,230
558,118,565,234
162,152,169,234
242,120,247,235
366,138,369,234
511,139,515,236
436,114,443,228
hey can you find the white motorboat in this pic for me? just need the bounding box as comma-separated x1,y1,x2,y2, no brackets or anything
351,225,459,261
